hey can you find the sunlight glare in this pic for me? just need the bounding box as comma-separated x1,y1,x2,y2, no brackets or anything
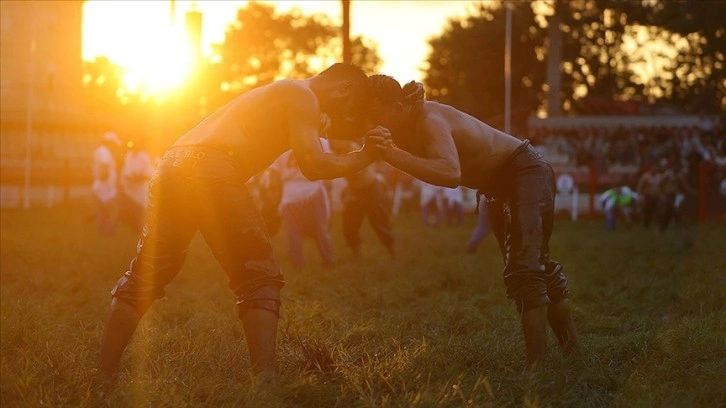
122,28,193,98
83,1,195,100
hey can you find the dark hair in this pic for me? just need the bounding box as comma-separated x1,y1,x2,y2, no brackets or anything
368,74,404,105
317,63,368,86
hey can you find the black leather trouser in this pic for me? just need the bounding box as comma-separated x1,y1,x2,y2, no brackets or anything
111,146,285,317
484,143,569,312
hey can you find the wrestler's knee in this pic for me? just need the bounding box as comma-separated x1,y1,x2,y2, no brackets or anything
545,261,570,303
513,295,550,314
236,284,282,318
504,271,550,314
110,272,161,316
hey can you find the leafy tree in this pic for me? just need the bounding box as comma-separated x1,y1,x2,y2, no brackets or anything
425,0,724,120
551,0,641,114
546,0,724,114
203,1,381,111
424,2,544,130
84,2,383,150
643,0,726,113
82,56,127,114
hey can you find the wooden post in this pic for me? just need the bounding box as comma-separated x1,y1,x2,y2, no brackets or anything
63,159,70,205
698,160,707,221
589,162,597,216
342,0,351,63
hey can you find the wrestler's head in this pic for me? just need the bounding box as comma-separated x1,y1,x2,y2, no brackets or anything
366,74,405,130
365,75,423,131
313,63,369,123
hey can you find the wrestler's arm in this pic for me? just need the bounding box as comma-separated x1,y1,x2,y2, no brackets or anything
373,114,461,188
328,139,361,154
286,85,384,180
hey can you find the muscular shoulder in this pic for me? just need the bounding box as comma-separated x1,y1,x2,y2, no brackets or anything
417,102,453,133
271,79,317,107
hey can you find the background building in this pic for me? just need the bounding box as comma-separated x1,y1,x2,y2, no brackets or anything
1,1,106,207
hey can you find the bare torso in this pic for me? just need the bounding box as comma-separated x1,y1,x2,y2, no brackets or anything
174,80,303,176
638,171,662,196
397,101,525,190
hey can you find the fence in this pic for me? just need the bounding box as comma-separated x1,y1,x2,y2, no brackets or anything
551,161,726,221
2,159,724,223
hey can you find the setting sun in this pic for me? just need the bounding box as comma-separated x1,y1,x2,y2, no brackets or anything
82,0,474,99
83,1,198,99
121,35,193,97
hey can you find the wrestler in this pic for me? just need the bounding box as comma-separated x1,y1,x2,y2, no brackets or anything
365,75,582,370
99,63,388,380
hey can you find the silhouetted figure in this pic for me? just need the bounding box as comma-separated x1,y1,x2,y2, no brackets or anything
419,181,444,227
119,139,155,233
269,144,335,270
99,63,387,381
92,132,122,235
331,139,396,259
637,164,663,230
364,75,581,371
443,186,465,226
598,186,638,231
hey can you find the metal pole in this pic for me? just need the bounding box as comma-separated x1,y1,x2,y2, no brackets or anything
342,0,351,63
24,12,36,209
504,1,512,134
546,10,562,117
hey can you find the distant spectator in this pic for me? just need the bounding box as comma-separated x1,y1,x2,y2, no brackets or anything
331,139,396,259
637,163,664,231
270,141,335,270
659,160,696,228
443,186,465,226
598,186,639,231
419,181,444,227
92,132,122,235
119,139,155,233
250,170,283,236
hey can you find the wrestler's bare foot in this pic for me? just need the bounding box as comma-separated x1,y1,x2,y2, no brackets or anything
251,369,277,387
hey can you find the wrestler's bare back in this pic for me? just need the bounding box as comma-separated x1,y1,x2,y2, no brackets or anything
174,79,314,175
403,101,525,190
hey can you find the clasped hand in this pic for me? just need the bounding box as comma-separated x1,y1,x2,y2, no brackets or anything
362,126,393,160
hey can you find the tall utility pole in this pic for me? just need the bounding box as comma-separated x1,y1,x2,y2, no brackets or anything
24,8,37,209
342,0,351,63
546,4,562,117
504,1,512,134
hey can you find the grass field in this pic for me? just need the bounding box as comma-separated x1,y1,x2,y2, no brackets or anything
1,205,725,407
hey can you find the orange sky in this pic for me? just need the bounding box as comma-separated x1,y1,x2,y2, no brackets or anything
82,0,475,95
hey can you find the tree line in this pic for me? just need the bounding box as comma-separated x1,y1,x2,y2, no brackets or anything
83,1,724,151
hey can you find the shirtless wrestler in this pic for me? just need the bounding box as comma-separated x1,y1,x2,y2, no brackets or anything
99,63,389,380
365,75,582,370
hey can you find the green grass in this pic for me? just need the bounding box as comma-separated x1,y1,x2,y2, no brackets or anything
1,205,725,407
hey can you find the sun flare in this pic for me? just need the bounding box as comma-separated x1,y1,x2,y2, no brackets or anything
83,1,197,100
120,29,194,98
82,0,473,98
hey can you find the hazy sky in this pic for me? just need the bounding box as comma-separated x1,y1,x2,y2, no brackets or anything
83,0,476,93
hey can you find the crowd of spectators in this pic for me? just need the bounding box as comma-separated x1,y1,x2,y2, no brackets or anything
531,125,725,182
529,122,725,219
